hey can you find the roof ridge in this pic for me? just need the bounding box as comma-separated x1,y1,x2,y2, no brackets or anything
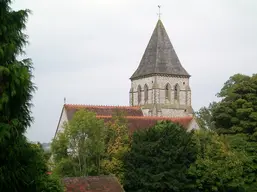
96,115,193,120
64,104,141,109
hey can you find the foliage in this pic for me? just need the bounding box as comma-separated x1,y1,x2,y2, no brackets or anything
0,2,35,137
213,74,257,136
211,73,257,190
123,121,197,192
0,137,63,191
195,102,218,130
187,130,246,192
225,134,257,190
0,1,63,191
37,142,52,162
101,110,130,184
51,109,106,177
216,73,250,98
28,143,64,192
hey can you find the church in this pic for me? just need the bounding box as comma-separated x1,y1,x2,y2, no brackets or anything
55,19,199,136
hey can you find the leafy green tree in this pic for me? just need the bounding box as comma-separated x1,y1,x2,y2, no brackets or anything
195,102,218,130
225,134,257,191
0,1,63,191
212,73,257,190
26,142,64,192
187,130,246,192
0,136,63,191
51,109,106,177
216,73,250,98
123,121,197,192
213,74,257,135
101,111,130,184
37,142,52,162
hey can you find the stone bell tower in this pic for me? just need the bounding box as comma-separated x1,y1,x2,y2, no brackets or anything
129,19,193,117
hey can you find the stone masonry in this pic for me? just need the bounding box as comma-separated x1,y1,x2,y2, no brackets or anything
129,19,194,117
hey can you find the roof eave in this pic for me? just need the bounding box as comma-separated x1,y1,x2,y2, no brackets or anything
130,73,191,81
54,105,65,139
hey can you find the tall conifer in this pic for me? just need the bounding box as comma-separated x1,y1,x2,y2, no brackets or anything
0,1,62,191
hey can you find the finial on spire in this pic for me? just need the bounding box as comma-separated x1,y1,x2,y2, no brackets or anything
64,97,66,104
157,5,162,20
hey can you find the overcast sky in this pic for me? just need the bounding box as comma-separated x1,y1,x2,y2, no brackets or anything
12,0,257,142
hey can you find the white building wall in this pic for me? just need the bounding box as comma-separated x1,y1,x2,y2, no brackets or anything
142,108,150,116
188,89,192,106
179,91,186,105
188,118,200,131
56,108,68,135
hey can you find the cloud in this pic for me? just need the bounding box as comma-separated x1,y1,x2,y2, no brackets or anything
12,0,257,142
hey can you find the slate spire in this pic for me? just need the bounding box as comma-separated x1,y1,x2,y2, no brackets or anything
130,19,190,80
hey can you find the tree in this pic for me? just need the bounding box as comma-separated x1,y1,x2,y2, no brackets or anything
0,0,34,137
101,110,130,184
123,121,197,192
51,109,106,177
212,73,257,190
187,130,246,192
37,142,52,162
25,142,64,192
213,74,257,136
225,134,257,191
0,0,62,192
0,1,62,191
195,102,218,130
216,73,250,98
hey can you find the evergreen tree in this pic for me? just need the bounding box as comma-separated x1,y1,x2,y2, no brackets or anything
123,121,197,192
0,1,62,191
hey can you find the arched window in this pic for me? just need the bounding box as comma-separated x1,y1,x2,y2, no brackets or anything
165,83,171,101
174,84,179,100
144,84,148,102
137,85,141,104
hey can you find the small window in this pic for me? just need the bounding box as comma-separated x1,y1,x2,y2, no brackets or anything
165,83,171,101
174,84,179,100
183,82,185,85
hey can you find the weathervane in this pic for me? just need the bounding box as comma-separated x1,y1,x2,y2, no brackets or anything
157,5,162,20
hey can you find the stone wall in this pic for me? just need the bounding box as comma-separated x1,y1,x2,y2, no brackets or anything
156,75,190,106
161,108,192,117
130,76,155,105
130,75,193,117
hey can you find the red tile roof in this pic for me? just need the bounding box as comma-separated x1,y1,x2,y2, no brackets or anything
61,104,193,133
97,116,193,132
64,104,143,121
63,176,124,192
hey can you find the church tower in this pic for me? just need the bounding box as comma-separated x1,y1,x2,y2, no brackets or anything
129,19,193,117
